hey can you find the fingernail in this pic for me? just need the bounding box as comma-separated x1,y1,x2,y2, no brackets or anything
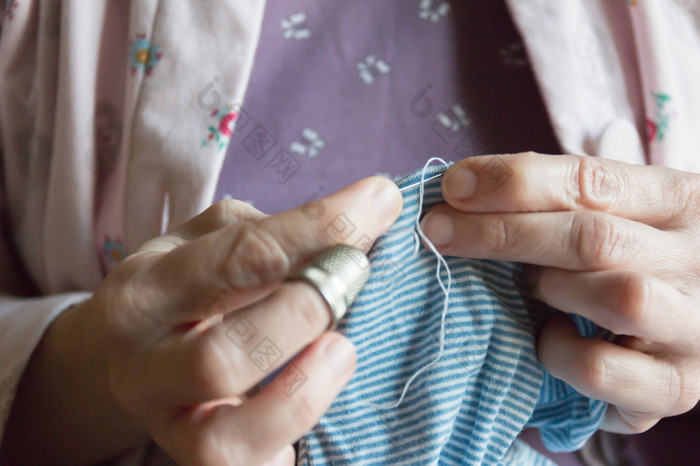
420,212,454,247
323,334,355,376
371,180,402,220
444,167,478,200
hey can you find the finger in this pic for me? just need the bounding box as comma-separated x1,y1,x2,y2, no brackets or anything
420,204,677,272
262,445,295,466
160,332,355,466
168,199,267,241
441,152,697,228
538,314,688,417
143,280,333,404
601,404,659,434
612,334,661,353
150,176,402,320
134,199,267,255
530,268,697,349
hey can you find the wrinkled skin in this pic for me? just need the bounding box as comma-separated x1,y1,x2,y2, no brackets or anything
421,152,700,434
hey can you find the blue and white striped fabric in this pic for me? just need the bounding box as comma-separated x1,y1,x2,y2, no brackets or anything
297,165,607,465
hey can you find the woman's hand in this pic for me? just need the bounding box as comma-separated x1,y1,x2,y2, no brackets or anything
420,152,700,434
74,177,401,465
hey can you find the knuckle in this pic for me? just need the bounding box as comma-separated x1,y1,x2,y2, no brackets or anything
515,151,541,165
281,388,321,433
625,417,658,434
190,336,237,395
485,216,520,253
576,157,622,209
665,364,686,413
189,421,248,466
669,364,700,415
201,199,264,228
574,213,630,268
171,199,260,242
206,199,240,225
507,152,536,179
501,152,531,182
673,174,700,228
212,198,260,224
105,256,142,295
571,346,610,395
292,284,331,335
222,224,290,288
96,261,149,338
614,273,654,334
187,439,222,466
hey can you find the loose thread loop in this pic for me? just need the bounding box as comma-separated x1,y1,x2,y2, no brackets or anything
363,157,453,410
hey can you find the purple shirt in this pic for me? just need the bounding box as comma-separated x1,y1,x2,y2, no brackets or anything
216,0,559,214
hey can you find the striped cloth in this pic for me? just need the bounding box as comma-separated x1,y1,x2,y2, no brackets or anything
297,165,607,465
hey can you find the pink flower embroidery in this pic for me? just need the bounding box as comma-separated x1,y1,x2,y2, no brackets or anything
202,106,239,151
219,112,236,137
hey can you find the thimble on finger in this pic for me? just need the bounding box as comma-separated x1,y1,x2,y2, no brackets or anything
288,244,370,329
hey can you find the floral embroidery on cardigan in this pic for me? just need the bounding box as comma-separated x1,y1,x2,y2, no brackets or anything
202,106,238,151
129,34,162,75
2,0,18,21
102,235,127,264
647,91,674,144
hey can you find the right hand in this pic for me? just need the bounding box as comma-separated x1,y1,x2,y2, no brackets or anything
81,177,402,465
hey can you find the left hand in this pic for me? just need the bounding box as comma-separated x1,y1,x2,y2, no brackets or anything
420,151,700,434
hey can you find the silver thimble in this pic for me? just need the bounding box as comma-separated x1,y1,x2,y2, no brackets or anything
289,244,371,328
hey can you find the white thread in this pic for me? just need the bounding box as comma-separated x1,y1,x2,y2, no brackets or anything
398,172,444,192
364,157,453,409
